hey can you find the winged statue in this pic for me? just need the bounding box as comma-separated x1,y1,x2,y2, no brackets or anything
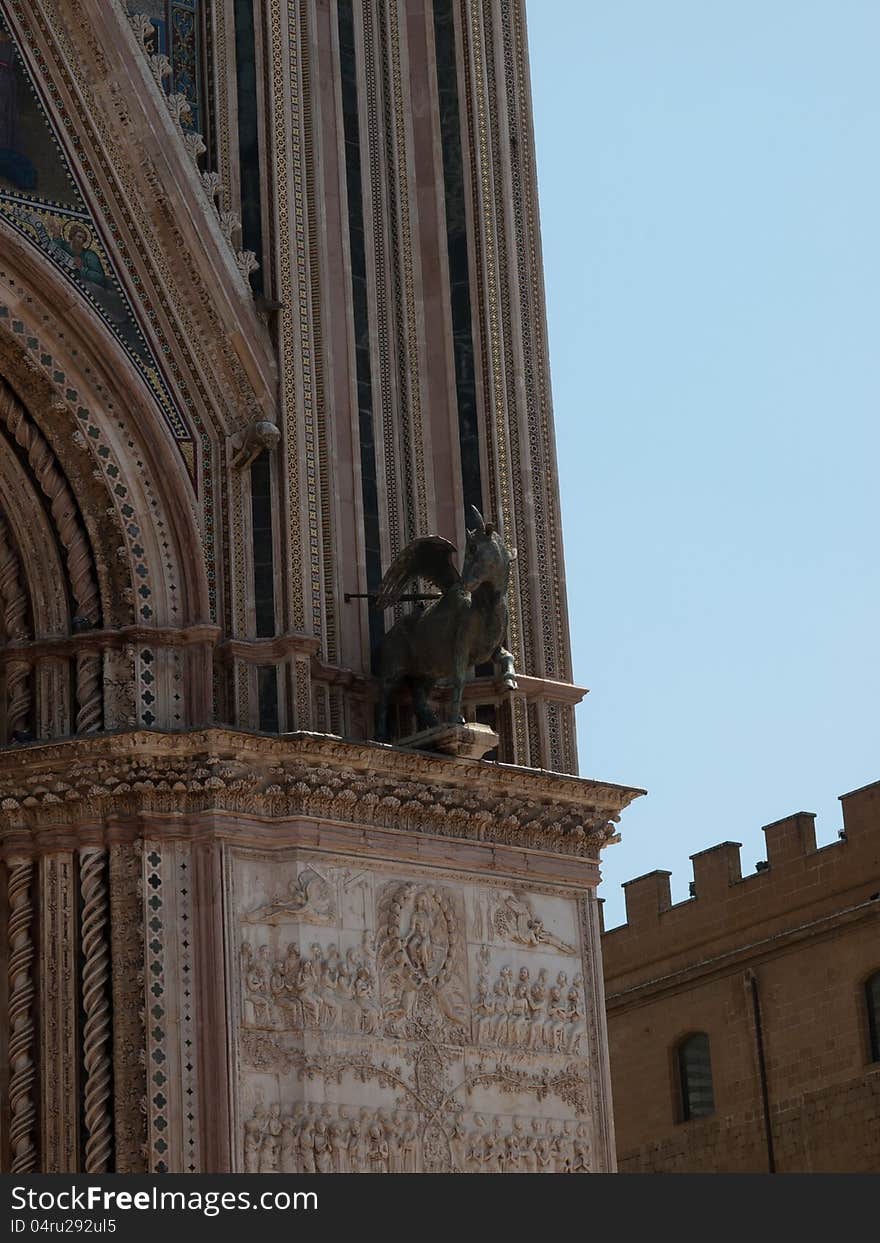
374,507,517,741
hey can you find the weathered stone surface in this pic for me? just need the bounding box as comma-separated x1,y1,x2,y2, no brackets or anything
396,722,500,760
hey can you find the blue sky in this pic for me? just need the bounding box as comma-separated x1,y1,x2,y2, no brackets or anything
526,1,880,927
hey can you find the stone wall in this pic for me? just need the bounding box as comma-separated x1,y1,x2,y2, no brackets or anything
602,780,880,1172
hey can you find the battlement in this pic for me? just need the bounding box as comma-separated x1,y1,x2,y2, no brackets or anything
601,780,880,978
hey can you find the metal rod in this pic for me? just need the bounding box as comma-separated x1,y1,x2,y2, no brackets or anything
747,969,776,1173
344,592,441,604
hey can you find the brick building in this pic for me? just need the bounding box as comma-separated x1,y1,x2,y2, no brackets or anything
601,780,880,1172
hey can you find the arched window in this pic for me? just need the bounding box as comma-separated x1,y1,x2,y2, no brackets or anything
867,972,880,1063
677,1032,715,1121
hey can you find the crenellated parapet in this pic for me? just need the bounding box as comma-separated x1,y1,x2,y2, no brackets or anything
602,781,880,996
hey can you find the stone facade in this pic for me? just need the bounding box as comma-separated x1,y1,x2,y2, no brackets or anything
0,0,638,1174
602,781,880,1173
0,728,641,1172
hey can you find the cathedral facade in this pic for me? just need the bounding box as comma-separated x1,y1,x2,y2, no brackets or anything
0,1,641,1173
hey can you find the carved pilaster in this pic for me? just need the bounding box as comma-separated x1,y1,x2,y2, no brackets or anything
7,857,36,1173
580,892,617,1172
109,842,147,1173
40,853,78,1171
35,656,71,739
80,847,112,1172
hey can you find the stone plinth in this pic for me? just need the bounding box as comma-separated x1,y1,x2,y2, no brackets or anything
0,728,644,1173
396,721,499,759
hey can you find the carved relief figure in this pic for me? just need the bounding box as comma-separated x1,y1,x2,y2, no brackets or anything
367,1122,389,1174
330,1113,349,1173
491,892,577,954
241,1102,590,1174
239,935,377,1035
313,1115,333,1174
259,1103,282,1173
244,866,335,926
243,1101,266,1173
400,1114,418,1173
474,960,587,1053
378,883,468,1038
404,890,446,980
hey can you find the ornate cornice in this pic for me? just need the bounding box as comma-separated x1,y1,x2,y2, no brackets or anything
0,728,643,859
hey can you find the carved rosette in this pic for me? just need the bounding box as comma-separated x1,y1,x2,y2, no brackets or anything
7,857,37,1172
80,847,113,1172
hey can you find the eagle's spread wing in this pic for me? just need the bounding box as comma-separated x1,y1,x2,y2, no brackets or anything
375,537,459,609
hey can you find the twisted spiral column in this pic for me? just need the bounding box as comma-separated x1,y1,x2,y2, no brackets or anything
0,511,32,738
8,858,37,1173
80,847,113,1172
0,387,100,625
75,652,103,734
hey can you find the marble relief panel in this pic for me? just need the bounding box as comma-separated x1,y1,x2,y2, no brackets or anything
226,849,602,1173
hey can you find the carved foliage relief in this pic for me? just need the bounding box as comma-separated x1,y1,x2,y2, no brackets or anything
227,851,603,1173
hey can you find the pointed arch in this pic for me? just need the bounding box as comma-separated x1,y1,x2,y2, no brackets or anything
0,224,217,735
0,224,211,625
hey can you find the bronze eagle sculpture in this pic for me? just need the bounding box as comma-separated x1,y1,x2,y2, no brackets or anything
374,507,517,741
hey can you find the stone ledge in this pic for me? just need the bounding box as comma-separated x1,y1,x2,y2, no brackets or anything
396,722,499,759
0,727,644,858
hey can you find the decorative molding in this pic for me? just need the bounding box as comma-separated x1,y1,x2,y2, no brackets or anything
0,624,221,666
0,383,99,624
142,842,170,1172
40,853,78,1170
80,846,113,1172
108,841,147,1173
126,11,258,284
0,729,643,858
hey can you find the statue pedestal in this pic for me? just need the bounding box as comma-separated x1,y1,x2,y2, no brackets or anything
396,721,499,760
0,728,644,1173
